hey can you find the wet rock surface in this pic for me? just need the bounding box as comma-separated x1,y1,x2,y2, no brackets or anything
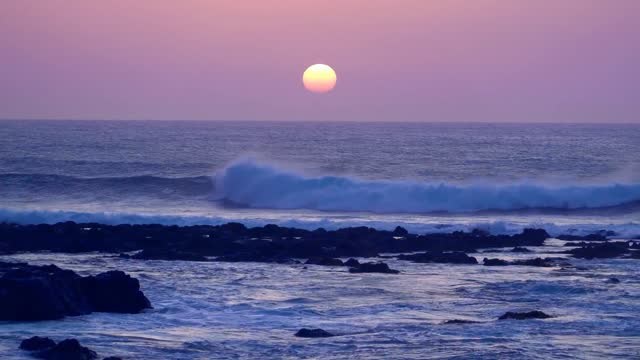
483,257,558,267
20,337,56,352
294,328,335,338
35,339,97,360
0,261,151,321
567,242,630,259
498,311,552,320
348,262,399,274
398,251,478,264
0,222,550,262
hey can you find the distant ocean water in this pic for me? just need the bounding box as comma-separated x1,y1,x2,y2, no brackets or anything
1,120,639,236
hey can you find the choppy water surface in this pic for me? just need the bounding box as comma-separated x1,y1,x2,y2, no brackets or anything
1,120,639,236
1,239,639,359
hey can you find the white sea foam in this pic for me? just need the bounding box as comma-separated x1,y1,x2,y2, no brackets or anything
214,158,640,213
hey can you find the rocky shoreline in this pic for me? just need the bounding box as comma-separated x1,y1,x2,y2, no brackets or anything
1,221,638,358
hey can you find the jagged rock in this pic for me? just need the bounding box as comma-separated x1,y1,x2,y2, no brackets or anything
498,311,552,320
393,226,409,236
344,258,360,267
36,339,97,360
0,262,151,321
20,337,56,351
79,271,151,314
294,328,334,338
0,222,550,262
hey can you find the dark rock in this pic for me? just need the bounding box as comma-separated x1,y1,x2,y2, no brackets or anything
483,257,556,267
606,277,621,284
79,271,151,314
344,258,360,267
349,262,399,274
398,251,478,264
498,311,552,320
0,263,92,321
568,242,629,259
511,247,531,253
0,262,150,321
519,228,551,243
103,357,123,360
442,319,480,324
0,222,551,265
305,257,344,266
511,258,554,267
20,337,56,351
36,339,97,360
563,241,590,247
392,226,409,236
294,328,334,338
483,258,509,266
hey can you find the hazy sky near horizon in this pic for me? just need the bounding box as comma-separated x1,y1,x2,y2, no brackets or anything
1,1,639,122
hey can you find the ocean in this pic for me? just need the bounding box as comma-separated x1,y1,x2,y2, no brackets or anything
1,120,640,359
1,120,639,236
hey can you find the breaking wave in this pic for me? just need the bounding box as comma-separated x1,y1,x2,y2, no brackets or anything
214,159,640,214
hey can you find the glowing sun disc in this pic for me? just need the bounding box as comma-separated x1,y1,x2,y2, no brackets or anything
303,64,337,93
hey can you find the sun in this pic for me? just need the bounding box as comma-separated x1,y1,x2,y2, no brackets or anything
302,64,337,93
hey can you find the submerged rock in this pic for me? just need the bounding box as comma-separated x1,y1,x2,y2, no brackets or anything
568,242,629,259
305,257,344,266
483,257,556,267
35,339,97,360
483,258,509,266
398,251,478,264
511,258,555,267
442,319,480,325
349,262,399,274
498,311,552,320
20,337,56,351
294,328,334,338
0,262,151,321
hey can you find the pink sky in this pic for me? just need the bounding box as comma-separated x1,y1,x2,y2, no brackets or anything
1,0,638,122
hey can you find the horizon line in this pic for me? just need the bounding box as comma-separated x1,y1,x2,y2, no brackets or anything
0,118,638,125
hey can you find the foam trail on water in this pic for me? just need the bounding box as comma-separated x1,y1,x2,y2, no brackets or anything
214,159,640,214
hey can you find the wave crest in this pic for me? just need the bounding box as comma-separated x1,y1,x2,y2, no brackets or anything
214,159,640,214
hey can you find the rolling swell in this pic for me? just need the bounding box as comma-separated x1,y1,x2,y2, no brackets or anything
214,159,640,214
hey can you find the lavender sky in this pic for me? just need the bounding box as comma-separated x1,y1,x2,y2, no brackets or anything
1,0,638,122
